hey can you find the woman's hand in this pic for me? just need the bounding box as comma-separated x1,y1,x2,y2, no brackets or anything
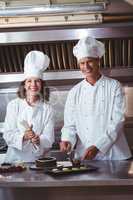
23,125,40,146
23,125,35,141
31,135,40,145
81,145,99,160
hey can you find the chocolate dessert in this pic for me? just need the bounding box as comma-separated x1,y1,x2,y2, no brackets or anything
0,163,26,173
71,159,81,167
35,157,57,168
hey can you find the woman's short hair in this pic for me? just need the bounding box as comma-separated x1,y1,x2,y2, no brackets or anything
17,79,49,102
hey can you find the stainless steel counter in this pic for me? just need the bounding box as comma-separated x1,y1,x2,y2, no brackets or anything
0,160,133,200
0,160,132,187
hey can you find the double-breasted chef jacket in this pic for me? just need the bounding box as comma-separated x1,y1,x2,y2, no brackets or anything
61,75,131,160
3,98,54,162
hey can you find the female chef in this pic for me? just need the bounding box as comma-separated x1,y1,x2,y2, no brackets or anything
3,50,54,162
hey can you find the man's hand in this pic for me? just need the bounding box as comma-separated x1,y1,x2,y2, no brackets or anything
60,141,71,153
82,145,99,160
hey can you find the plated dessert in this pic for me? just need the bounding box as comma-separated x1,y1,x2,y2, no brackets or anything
30,156,58,171
0,163,26,173
35,157,57,168
46,160,98,176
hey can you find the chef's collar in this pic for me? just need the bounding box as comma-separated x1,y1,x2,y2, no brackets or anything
24,98,43,108
83,74,104,87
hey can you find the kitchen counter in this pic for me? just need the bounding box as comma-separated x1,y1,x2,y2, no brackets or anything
0,160,133,200
0,160,133,187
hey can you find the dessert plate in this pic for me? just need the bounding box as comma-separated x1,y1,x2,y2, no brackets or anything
29,163,62,171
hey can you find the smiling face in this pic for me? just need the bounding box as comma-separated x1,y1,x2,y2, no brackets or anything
24,77,42,98
79,57,100,82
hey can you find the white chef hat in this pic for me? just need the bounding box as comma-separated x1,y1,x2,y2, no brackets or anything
73,37,105,61
24,50,50,80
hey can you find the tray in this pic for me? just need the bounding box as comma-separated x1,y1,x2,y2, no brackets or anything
46,164,98,176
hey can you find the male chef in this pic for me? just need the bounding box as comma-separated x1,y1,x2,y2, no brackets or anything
60,36,131,160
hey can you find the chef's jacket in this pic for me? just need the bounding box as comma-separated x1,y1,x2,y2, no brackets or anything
61,75,131,160
3,98,54,162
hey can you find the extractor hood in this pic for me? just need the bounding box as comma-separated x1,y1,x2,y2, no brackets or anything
0,0,108,27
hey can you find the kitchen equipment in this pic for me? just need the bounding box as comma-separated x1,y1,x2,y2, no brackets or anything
67,150,81,167
20,120,39,151
46,164,98,176
67,150,75,163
